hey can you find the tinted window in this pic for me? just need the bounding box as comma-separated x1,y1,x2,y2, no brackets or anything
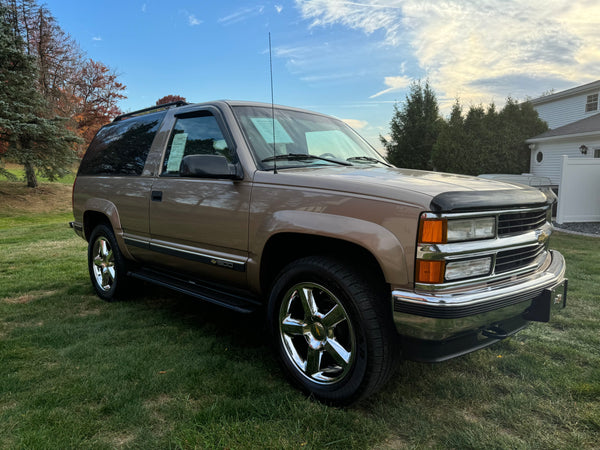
162,112,232,176
78,112,165,176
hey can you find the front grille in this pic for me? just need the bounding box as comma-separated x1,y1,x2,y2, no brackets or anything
495,244,546,274
498,209,547,236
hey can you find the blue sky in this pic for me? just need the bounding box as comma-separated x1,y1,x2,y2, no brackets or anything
43,0,600,150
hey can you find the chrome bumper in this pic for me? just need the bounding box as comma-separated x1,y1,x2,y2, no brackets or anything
392,250,567,342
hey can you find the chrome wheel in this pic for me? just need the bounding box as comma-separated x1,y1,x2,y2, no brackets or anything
91,236,115,292
278,282,356,385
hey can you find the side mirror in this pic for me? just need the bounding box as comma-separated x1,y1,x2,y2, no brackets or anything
180,154,242,179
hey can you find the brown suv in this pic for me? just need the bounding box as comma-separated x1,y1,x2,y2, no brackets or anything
71,100,567,404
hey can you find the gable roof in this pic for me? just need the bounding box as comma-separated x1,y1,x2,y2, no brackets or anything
527,112,600,143
530,80,600,106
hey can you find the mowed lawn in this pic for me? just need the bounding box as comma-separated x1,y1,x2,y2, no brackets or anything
0,179,598,449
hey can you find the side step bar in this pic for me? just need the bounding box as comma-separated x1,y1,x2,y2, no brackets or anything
128,268,262,314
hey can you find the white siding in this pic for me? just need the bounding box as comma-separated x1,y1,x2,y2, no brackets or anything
529,136,600,186
534,90,600,129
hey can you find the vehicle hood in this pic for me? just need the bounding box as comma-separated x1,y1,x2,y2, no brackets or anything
253,166,550,212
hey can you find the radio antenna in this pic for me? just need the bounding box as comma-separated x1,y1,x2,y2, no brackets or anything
269,32,278,174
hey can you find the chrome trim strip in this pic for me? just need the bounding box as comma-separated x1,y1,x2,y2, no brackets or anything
123,237,246,272
421,205,550,220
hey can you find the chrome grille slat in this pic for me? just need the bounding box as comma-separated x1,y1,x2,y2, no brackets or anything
498,210,547,236
495,244,546,274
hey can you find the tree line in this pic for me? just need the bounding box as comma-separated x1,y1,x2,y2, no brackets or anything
0,0,125,187
381,81,549,175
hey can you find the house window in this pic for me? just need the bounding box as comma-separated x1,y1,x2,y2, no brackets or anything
595,148,600,158
536,151,543,163
585,94,598,112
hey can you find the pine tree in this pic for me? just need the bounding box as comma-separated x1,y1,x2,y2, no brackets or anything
0,2,79,187
381,80,441,170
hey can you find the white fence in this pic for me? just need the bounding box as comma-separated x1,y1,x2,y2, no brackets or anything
557,155,600,223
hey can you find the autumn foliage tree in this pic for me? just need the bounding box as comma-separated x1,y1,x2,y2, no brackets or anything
156,95,187,105
0,3,79,187
0,0,126,186
70,60,126,154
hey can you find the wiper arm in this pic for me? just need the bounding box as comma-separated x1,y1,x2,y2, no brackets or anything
262,153,352,166
346,156,391,166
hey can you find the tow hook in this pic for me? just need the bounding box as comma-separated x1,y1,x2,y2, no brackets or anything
481,325,510,340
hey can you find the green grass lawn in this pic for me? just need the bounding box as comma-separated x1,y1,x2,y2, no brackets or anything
1,180,599,449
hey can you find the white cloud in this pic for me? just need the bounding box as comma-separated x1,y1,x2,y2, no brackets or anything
341,118,368,129
92,36,102,41
141,3,147,13
275,4,283,13
188,14,202,26
219,6,265,26
370,75,412,98
295,0,600,106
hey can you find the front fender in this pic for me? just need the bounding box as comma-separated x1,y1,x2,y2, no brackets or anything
248,209,409,290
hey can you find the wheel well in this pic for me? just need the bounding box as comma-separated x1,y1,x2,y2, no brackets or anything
260,233,387,293
83,211,112,241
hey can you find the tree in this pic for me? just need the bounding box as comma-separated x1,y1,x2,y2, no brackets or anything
0,2,79,187
432,98,548,175
70,59,126,154
156,95,187,105
381,80,441,170
431,100,466,173
1,0,126,184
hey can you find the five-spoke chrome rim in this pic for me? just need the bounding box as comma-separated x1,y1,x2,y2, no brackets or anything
92,236,115,292
279,282,356,385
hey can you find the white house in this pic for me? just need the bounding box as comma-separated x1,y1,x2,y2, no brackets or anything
526,80,600,189
526,80,600,223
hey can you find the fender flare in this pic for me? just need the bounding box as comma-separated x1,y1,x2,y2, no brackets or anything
249,210,409,289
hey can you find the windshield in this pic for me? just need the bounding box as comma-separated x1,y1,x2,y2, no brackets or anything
232,105,389,170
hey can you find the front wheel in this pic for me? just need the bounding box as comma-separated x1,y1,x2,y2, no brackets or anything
87,224,130,301
268,256,397,405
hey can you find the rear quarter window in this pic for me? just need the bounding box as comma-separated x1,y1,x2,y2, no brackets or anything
78,111,166,176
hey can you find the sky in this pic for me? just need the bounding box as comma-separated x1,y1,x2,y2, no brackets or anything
43,0,600,150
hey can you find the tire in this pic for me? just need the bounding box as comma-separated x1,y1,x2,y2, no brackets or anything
268,256,397,405
87,224,130,301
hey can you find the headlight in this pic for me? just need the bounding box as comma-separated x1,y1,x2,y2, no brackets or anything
419,216,496,244
447,217,496,242
445,257,492,281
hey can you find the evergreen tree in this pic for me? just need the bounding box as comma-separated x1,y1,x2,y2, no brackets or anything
432,100,465,173
381,80,441,170
0,2,79,187
432,98,548,175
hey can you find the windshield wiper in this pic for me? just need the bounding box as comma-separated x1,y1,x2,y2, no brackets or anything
262,153,352,166
346,156,390,166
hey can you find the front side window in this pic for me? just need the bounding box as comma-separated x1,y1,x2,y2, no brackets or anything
232,105,388,170
162,112,232,176
585,94,598,113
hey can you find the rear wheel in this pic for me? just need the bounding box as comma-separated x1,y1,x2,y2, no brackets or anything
88,224,130,301
268,256,397,405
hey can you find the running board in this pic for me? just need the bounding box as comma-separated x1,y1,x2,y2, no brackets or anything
128,268,261,314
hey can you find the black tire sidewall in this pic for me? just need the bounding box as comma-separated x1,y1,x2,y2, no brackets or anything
268,257,381,405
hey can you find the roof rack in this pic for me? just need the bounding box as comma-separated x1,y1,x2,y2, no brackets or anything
113,101,188,122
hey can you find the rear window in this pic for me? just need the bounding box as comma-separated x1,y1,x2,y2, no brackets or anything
78,111,166,176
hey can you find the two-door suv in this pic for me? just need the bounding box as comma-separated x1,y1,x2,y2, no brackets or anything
71,100,567,404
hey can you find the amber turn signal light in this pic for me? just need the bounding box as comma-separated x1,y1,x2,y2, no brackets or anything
418,218,447,244
416,260,445,284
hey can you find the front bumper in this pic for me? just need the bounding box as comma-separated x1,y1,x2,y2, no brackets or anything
392,250,567,362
